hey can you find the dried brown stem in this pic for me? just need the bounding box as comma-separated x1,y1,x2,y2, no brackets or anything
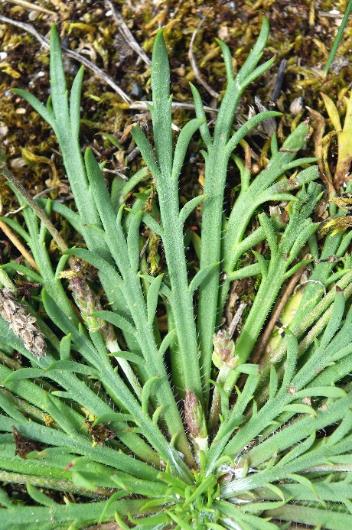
0,220,37,270
5,0,57,16
0,14,131,103
1,164,68,253
85,523,122,530
0,15,218,114
188,26,219,100
228,302,247,338
105,0,151,66
253,267,305,366
129,100,217,113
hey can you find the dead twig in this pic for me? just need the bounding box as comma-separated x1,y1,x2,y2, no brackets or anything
253,267,305,365
129,100,218,113
228,302,246,338
0,15,218,114
188,26,219,100
1,162,68,253
85,523,122,530
5,0,57,17
0,220,38,270
105,0,151,66
271,59,287,103
0,14,132,103
5,186,60,217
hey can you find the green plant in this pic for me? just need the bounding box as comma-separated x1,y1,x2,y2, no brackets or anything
1,18,352,529
324,0,352,75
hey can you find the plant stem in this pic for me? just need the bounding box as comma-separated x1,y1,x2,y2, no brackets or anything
158,183,203,399
0,470,109,497
197,19,272,404
324,0,352,75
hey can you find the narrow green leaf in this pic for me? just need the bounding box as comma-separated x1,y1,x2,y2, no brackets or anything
283,258,312,280
119,167,149,204
240,57,275,90
327,411,352,445
259,213,277,255
147,274,164,325
216,39,233,82
236,17,270,83
4,368,44,383
93,412,133,427
151,30,173,176
12,89,55,128
226,111,281,156
47,360,99,377
296,165,319,184
152,406,163,426
95,310,136,337
112,351,143,366
142,376,162,414
1,262,42,283
282,333,298,388
287,222,319,264
228,262,263,281
295,386,346,399
27,484,56,507
65,247,122,285
172,118,203,181
0,499,148,528
51,200,82,233
70,66,84,140
179,194,205,226
253,250,269,278
189,262,219,295
266,504,352,529
49,26,69,125
158,329,176,357
279,434,316,466
320,290,345,349
132,125,160,177
283,404,316,416
55,254,70,279
0,487,12,508
283,157,318,171
236,364,259,375
59,334,71,361
142,213,163,237
190,83,212,146
0,391,26,422
127,208,143,273
269,365,278,400
271,133,278,155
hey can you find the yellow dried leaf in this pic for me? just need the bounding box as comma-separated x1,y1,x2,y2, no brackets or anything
330,196,352,209
307,107,335,195
320,216,352,236
343,91,352,135
0,63,21,79
265,290,303,357
335,91,352,187
21,148,59,184
67,22,96,35
321,93,341,133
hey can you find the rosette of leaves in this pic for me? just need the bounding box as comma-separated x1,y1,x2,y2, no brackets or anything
1,18,352,530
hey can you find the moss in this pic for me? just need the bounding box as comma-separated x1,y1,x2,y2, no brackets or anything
1,0,352,244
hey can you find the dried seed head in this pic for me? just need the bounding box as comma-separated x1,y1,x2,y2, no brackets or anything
68,276,105,333
0,289,46,357
212,330,238,369
62,259,116,340
213,330,233,361
184,390,207,439
290,97,304,115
